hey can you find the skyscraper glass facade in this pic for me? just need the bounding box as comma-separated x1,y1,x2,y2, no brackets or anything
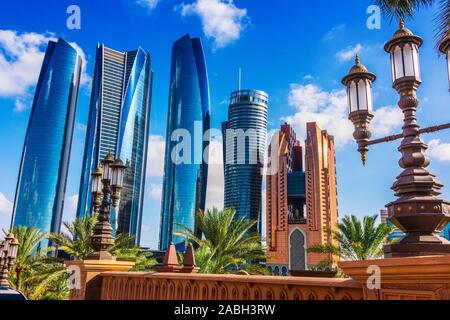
222,90,268,233
77,45,152,244
12,38,82,238
159,34,210,250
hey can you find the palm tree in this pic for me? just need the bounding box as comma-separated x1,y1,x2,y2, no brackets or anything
308,214,395,261
175,208,268,274
374,0,449,47
49,215,97,260
5,227,67,299
50,216,156,271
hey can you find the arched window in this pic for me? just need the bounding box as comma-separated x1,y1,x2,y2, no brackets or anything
290,229,306,270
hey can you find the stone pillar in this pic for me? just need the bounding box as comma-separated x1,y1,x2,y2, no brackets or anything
339,255,450,300
65,260,135,300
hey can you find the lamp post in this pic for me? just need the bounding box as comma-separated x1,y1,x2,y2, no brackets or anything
0,232,19,288
87,152,126,260
439,33,450,91
342,21,450,258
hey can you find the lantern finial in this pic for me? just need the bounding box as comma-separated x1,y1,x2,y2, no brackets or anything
399,18,405,30
355,54,360,65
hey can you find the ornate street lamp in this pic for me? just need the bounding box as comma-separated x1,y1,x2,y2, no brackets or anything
87,152,127,260
342,54,376,165
439,33,450,91
0,232,19,288
342,21,450,258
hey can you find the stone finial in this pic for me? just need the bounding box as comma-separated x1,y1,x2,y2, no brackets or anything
163,242,179,267
183,243,196,267
181,243,200,274
155,242,182,273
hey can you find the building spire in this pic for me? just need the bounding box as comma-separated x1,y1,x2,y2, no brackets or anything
238,67,242,91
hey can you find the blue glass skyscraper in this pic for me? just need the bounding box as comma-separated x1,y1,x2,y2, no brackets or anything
12,38,82,237
222,90,269,234
159,34,211,250
77,45,152,244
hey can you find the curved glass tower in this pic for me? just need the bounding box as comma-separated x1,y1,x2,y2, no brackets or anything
76,45,152,244
12,38,82,237
222,90,268,234
159,34,210,250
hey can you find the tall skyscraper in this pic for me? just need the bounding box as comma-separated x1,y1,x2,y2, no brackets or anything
266,123,339,274
159,35,211,250
77,44,152,244
304,122,338,266
266,124,306,275
12,38,82,238
222,89,268,233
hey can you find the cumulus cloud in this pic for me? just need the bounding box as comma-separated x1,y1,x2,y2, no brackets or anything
178,0,249,49
427,139,450,162
0,30,90,111
134,0,161,11
281,84,402,148
0,192,13,231
336,44,364,62
148,183,163,201
0,192,13,216
322,24,346,41
205,138,224,210
147,135,166,177
63,194,79,222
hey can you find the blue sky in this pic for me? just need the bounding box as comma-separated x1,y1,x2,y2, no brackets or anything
0,0,449,249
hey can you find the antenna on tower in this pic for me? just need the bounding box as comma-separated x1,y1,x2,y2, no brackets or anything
238,68,242,91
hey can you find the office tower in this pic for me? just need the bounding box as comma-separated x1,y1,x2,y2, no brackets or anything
304,122,339,266
77,44,152,244
266,124,307,275
222,89,268,233
159,35,211,250
12,38,82,239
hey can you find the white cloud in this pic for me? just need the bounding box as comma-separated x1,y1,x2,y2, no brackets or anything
205,138,224,210
427,139,450,162
0,30,54,97
148,183,162,200
147,135,166,177
63,194,78,222
135,0,161,10
14,99,28,112
0,30,90,111
336,44,364,62
0,192,13,231
323,24,346,41
0,192,13,216
178,0,249,49
281,84,402,148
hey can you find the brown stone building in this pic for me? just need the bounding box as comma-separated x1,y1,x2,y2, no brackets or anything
266,122,338,274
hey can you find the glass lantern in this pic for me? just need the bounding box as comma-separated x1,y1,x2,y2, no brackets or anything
101,152,114,180
110,158,126,188
384,20,423,84
91,167,103,193
342,55,376,117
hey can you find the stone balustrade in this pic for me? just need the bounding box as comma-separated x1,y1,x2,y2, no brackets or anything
99,272,363,300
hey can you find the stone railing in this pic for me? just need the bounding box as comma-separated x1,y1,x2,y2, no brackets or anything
99,272,363,300
65,243,450,300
